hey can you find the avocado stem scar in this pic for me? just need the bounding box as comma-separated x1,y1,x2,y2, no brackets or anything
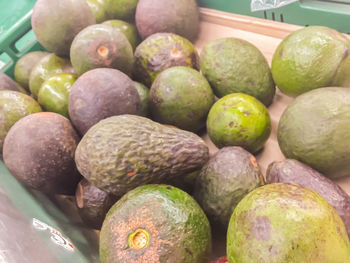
128,228,150,249
98,45,109,57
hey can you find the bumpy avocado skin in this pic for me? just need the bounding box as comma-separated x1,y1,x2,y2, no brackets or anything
277,87,350,179
200,38,275,106
100,184,211,263
227,183,350,263
194,147,264,228
149,66,215,132
266,159,350,238
133,33,200,87
75,115,209,196
0,72,27,94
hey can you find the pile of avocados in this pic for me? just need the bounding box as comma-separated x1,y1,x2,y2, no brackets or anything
1,0,350,262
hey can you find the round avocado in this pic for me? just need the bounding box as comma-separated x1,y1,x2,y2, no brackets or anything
86,0,109,23
70,24,133,76
100,184,211,263
29,53,75,99
134,81,149,117
75,115,209,196
102,20,140,51
200,37,275,106
207,93,271,153
277,87,350,178
194,147,264,229
68,68,141,135
105,0,138,21
149,66,215,132
227,183,350,262
135,0,199,41
0,90,42,154
133,33,200,87
0,72,27,94
31,0,95,57
271,26,350,96
14,51,49,90
3,112,81,195
38,73,77,118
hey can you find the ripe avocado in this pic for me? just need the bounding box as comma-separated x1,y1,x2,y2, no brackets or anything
68,68,141,135
194,147,264,229
134,82,149,117
0,72,26,94
100,184,211,263
135,0,199,41
266,159,350,238
0,90,42,154
75,115,209,196
70,24,133,76
227,183,350,263
149,66,215,132
31,0,95,57
14,51,49,90
133,33,200,87
75,179,117,229
3,112,81,195
29,53,75,98
278,87,350,178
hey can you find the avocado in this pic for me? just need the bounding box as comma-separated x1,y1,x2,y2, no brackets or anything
3,112,81,195
0,72,26,93
227,183,350,263
149,66,215,132
31,0,95,57
278,87,350,178
14,51,49,90
200,38,275,106
135,0,199,41
100,184,211,263
194,147,264,229
102,20,141,51
266,159,350,238
68,68,141,135
105,0,138,21
75,179,117,229
29,53,75,98
165,170,200,195
133,33,199,87
75,114,209,196
86,0,109,23
134,82,149,117
70,24,133,76
0,90,42,154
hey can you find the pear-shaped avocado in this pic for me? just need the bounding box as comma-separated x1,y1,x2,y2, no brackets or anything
227,183,350,263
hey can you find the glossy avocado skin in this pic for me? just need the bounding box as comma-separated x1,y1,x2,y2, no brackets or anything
75,115,209,196
266,159,350,238
100,184,211,263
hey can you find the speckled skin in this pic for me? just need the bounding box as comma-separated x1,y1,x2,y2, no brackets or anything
149,66,215,132
100,184,211,263
134,81,149,117
0,91,42,154
29,53,75,98
14,51,49,90
70,24,133,76
271,26,350,96
31,0,95,57
266,159,350,238
68,68,141,135
133,33,200,87
277,87,350,179
75,178,117,229
0,72,26,93
3,112,81,194
194,147,264,228
105,0,138,21
200,38,275,106
207,93,271,153
135,0,199,41
75,115,209,196
227,183,350,263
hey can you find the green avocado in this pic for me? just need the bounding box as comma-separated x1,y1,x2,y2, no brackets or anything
194,147,264,229
86,0,109,23
105,0,138,21
133,81,149,117
277,87,350,178
133,33,199,87
227,183,350,263
75,114,209,196
0,72,27,94
100,184,211,263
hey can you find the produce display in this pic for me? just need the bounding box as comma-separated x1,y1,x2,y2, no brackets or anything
1,0,350,262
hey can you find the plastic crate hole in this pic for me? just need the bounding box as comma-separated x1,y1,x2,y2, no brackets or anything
14,29,36,53
0,52,12,70
280,14,284,22
272,12,276,21
264,11,267,19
